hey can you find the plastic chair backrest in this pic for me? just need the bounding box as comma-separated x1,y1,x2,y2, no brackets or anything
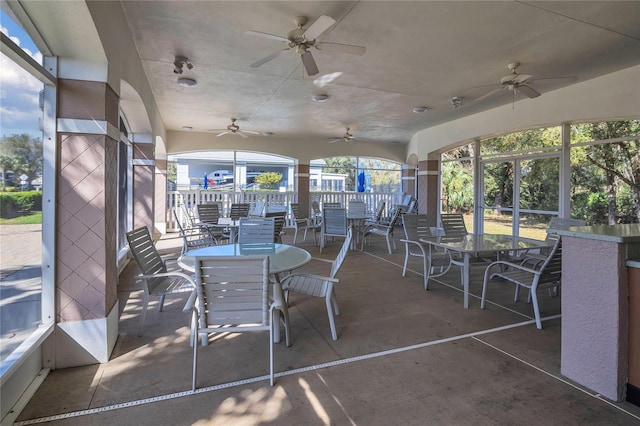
197,203,220,224
348,200,367,216
330,227,353,278
440,213,468,237
126,227,167,288
230,203,250,220
323,207,348,237
237,217,276,244
194,255,270,327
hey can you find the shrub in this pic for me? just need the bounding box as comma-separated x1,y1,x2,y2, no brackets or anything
0,191,42,218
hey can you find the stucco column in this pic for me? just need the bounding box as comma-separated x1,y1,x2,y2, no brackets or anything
296,163,310,216
55,79,119,367
418,159,440,226
155,158,167,234
402,164,416,204
132,142,155,235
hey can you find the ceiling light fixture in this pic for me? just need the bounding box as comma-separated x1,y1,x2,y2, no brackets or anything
412,106,429,113
182,126,193,131
173,55,194,74
451,96,464,109
312,94,329,102
178,77,197,87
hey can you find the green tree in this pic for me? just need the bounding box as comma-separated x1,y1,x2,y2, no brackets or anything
0,134,43,189
323,157,356,190
254,172,282,189
571,121,639,224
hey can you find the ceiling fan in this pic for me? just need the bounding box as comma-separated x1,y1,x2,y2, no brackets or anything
472,62,577,103
212,118,261,138
329,127,357,143
246,15,366,76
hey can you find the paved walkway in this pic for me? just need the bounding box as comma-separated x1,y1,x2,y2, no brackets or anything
0,224,42,360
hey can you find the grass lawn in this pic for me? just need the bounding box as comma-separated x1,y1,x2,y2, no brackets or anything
0,211,42,225
465,213,548,240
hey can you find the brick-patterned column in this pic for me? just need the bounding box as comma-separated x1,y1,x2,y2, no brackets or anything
418,159,440,227
296,164,310,216
132,142,154,235
55,79,119,367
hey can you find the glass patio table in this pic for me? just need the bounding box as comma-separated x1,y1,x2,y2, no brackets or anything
419,234,551,309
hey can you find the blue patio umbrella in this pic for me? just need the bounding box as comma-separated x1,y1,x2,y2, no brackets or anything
203,173,208,189
357,170,365,192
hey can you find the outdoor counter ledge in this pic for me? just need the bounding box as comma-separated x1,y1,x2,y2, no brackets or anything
551,223,640,243
556,223,640,403
627,259,640,268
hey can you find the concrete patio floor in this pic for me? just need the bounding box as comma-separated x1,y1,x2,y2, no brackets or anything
14,228,640,425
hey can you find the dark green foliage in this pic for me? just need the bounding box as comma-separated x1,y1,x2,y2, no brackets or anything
0,191,42,218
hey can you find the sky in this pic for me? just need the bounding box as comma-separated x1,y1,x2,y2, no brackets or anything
0,9,43,139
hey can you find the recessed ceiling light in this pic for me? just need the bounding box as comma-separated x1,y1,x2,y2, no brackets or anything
412,106,429,113
178,77,197,87
312,94,329,102
263,132,274,136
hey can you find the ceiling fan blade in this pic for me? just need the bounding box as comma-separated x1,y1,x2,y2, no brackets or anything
473,87,503,102
315,42,366,56
301,51,319,76
241,130,261,136
303,15,336,40
328,137,343,143
216,131,230,137
236,131,249,139
518,85,541,98
512,74,532,84
251,49,289,68
244,30,289,43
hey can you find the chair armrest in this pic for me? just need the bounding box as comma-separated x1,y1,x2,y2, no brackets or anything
485,260,540,275
280,273,339,284
309,257,333,264
183,290,198,312
137,271,196,283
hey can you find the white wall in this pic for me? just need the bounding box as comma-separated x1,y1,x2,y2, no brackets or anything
408,65,640,160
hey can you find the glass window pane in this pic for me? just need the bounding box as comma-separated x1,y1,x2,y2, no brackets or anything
0,8,43,64
518,212,553,240
481,127,561,155
520,157,559,211
0,52,44,362
570,126,640,225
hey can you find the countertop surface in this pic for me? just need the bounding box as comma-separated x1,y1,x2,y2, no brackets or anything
551,223,640,243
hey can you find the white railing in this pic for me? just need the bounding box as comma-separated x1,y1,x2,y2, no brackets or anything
166,190,403,232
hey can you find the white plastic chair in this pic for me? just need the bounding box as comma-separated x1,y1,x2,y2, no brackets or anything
361,206,403,254
249,201,266,217
481,235,562,329
187,255,275,389
401,214,451,290
237,217,276,244
126,227,196,335
281,227,353,340
264,211,286,243
173,207,217,253
288,203,308,244
320,207,348,253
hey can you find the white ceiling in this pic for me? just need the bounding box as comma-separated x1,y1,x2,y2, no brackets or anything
119,1,640,145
